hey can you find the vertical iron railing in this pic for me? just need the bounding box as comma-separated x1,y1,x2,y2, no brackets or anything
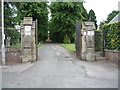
35,19,38,61
103,29,106,57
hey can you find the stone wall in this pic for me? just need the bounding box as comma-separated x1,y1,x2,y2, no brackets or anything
105,49,120,63
6,48,21,65
0,48,21,65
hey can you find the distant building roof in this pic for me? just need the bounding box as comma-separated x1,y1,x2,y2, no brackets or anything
109,13,120,24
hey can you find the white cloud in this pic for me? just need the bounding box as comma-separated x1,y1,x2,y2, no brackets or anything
83,0,119,25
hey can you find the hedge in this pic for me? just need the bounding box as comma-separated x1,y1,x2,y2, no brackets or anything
95,30,103,51
103,21,120,50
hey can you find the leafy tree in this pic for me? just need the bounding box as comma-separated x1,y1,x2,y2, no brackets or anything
4,2,20,44
99,10,120,30
0,2,2,46
82,6,88,21
4,2,14,28
99,21,106,30
88,9,97,29
14,2,49,42
49,2,88,43
106,10,120,23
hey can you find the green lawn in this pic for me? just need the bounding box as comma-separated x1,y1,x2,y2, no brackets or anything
60,44,76,52
10,43,21,49
38,44,43,47
10,43,42,49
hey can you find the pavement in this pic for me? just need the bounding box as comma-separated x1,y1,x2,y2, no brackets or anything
2,43,118,88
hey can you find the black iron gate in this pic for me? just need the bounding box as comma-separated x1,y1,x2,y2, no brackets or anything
75,20,82,59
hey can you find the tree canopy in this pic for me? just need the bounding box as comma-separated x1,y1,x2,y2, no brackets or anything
4,2,49,44
14,2,49,42
106,10,120,23
4,2,20,44
99,10,120,30
49,2,88,43
88,9,97,29
4,2,92,43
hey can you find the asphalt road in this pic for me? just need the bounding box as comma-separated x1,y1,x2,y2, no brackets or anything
2,43,118,88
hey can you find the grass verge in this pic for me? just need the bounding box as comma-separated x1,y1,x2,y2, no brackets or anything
38,44,43,47
10,43,42,49
60,44,76,52
10,43,21,49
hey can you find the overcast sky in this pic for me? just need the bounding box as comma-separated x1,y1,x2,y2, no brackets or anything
83,0,119,25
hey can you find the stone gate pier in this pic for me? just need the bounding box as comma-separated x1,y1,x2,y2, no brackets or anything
20,17,37,62
76,21,96,61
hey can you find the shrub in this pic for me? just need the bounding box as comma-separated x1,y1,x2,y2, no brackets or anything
63,35,71,44
102,21,120,50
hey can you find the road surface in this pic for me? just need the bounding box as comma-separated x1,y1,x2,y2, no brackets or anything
2,43,118,88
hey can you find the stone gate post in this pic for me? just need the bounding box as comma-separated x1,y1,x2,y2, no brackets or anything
81,22,96,61
20,17,36,62
76,21,96,61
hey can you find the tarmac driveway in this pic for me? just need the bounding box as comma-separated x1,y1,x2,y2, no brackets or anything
2,43,118,88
